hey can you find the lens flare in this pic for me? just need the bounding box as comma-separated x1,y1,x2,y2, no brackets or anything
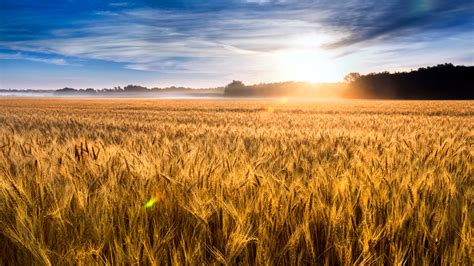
143,193,161,209
412,0,433,13
260,107,274,113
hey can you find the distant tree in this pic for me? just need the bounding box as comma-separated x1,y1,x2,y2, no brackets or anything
55,87,77,94
344,72,361,83
225,80,245,90
123,85,149,92
224,80,251,96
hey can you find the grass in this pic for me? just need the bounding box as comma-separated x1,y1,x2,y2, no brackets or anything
0,98,472,265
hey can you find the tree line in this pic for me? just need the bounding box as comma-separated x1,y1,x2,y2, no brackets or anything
223,81,346,98
55,85,214,94
344,63,473,99
223,63,473,99
2,63,471,99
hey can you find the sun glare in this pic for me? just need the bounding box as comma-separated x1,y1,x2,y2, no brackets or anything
274,35,342,82
276,49,343,82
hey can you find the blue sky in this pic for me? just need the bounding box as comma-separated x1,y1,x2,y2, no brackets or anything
0,0,473,89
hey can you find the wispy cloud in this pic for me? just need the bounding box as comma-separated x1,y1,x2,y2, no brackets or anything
0,52,69,65
0,7,314,75
2,1,471,56
109,2,130,7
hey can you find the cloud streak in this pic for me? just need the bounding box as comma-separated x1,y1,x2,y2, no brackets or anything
0,52,69,65
1,7,312,75
1,1,471,52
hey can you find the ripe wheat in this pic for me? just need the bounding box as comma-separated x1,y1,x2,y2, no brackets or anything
0,99,472,265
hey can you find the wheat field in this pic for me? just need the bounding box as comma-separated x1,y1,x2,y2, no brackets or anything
0,98,472,265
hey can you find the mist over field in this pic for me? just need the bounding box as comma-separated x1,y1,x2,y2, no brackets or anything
2,64,472,100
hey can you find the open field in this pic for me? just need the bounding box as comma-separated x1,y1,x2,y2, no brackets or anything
0,98,472,265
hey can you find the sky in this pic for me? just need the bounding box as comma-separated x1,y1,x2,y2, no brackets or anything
0,0,473,90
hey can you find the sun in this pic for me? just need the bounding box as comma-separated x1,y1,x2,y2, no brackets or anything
276,50,321,82
274,35,343,82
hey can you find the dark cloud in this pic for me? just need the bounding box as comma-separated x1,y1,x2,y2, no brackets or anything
317,0,474,48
